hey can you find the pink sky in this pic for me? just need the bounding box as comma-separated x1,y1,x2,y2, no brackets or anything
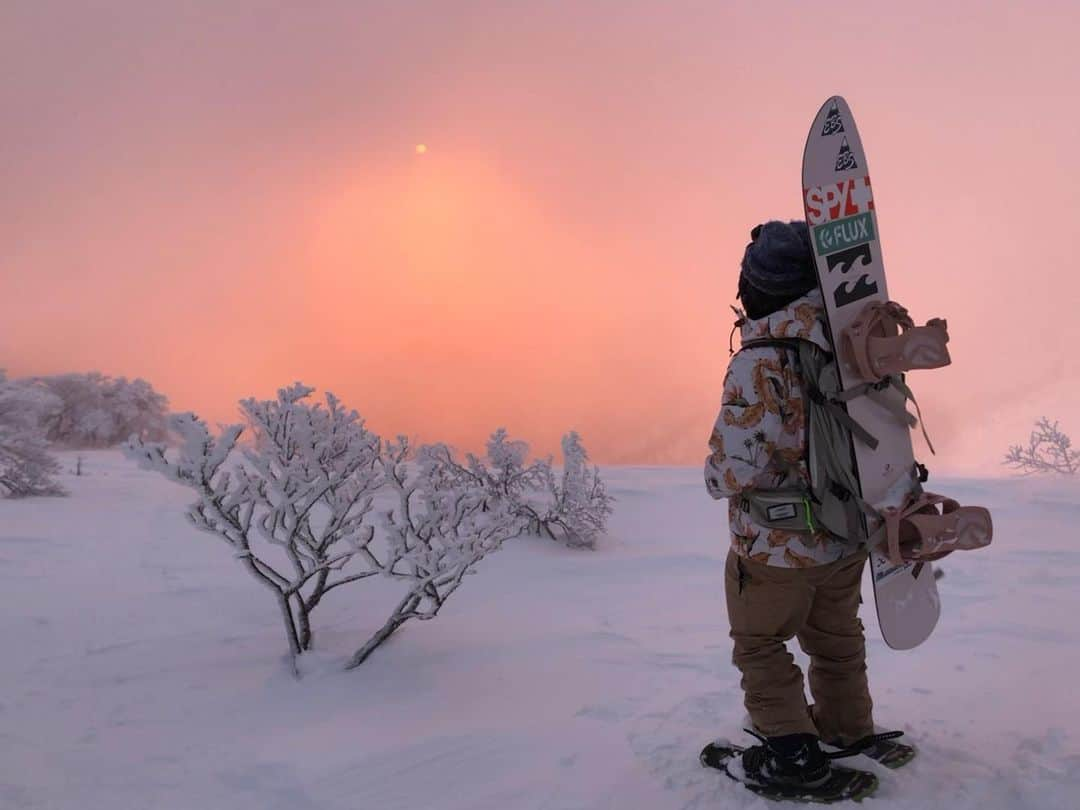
4,2,1079,472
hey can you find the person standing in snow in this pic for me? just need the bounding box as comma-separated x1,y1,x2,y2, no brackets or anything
703,221,912,792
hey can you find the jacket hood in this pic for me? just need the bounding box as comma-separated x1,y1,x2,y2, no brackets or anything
737,287,833,353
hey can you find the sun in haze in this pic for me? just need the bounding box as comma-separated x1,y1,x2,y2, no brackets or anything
415,144,428,155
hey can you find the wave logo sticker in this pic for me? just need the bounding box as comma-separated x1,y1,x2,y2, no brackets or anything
834,137,858,171
822,242,879,308
821,102,845,136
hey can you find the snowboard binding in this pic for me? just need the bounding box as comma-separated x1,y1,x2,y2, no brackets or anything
878,491,993,565
836,299,993,567
840,300,951,381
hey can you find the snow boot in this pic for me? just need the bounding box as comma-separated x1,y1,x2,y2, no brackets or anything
741,732,832,788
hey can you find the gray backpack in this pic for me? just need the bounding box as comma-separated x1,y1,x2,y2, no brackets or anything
735,337,884,547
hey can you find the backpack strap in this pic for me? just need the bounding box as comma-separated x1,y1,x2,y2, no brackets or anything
738,337,807,354
834,375,936,455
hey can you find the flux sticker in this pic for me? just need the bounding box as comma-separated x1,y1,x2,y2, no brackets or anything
804,176,874,225
834,137,858,171
812,212,875,255
821,102,845,136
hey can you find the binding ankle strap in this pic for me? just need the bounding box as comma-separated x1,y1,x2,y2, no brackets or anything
826,731,905,760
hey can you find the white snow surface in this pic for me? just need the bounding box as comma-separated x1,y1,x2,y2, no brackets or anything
2,452,1079,809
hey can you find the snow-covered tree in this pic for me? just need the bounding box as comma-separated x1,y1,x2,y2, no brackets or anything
0,371,65,497
104,376,170,442
540,431,615,549
1005,417,1079,476
32,372,169,447
125,384,529,672
431,429,549,506
344,437,525,668
426,428,614,550
125,384,383,670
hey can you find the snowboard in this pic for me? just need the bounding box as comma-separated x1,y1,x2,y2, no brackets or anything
801,96,940,650
700,741,878,803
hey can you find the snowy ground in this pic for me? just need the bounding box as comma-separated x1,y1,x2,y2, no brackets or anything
2,452,1079,810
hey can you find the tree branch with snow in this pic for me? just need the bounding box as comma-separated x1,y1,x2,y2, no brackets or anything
344,437,528,668
433,428,615,550
1004,417,1079,476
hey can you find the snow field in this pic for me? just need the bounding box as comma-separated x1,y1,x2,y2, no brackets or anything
1,453,1079,809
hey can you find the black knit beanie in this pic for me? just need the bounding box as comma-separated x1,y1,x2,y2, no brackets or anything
737,220,818,319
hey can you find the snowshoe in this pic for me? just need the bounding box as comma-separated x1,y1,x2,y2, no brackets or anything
700,731,878,803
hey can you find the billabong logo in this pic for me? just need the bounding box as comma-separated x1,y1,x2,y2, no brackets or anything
822,243,879,308
835,137,858,171
822,102,845,136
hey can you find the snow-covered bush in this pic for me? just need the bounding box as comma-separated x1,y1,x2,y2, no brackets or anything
345,437,524,668
32,372,169,447
126,384,382,669
0,371,65,497
426,429,614,550
126,384,527,672
1005,417,1078,476
540,431,614,549
427,429,548,514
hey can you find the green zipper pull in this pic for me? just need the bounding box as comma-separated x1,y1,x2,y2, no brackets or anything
803,496,816,532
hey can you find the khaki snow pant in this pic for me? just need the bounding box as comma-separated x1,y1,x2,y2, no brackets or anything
724,548,874,743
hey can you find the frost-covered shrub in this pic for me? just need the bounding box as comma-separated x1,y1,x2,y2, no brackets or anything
431,428,614,550
428,429,548,512
126,384,525,672
345,437,524,669
540,431,614,549
126,384,381,669
0,371,65,497
31,372,169,447
1005,417,1078,476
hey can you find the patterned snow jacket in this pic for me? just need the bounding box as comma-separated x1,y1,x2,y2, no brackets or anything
704,288,860,568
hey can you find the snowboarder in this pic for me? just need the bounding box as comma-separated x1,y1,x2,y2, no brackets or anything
702,220,913,800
